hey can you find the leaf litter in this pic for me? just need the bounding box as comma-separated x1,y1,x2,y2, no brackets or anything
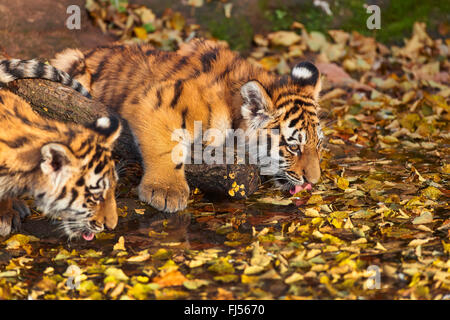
0,1,448,300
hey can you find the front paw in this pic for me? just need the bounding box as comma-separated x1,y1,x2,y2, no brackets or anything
0,209,21,237
12,199,31,220
138,182,189,213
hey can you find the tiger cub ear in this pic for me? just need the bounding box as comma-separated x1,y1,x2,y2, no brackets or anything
91,115,122,147
40,143,76,175
240,81,274,130
291,61,321,101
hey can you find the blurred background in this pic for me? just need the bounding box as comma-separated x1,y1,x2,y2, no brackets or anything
0,0,448,59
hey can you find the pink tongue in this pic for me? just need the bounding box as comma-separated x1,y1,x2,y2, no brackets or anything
82,232,95,241
290,183,312,195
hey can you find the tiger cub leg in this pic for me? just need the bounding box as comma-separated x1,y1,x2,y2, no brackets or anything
137,137,190,213
0,198,30,237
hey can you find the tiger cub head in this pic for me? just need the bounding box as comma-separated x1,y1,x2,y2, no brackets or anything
240,62,323,195
37,116,121,240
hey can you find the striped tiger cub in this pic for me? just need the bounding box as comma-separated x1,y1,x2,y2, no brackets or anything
49,39,323,213
0,60,121,240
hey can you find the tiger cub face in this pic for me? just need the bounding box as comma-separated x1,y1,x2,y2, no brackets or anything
240,62,323,195
36,117,121,240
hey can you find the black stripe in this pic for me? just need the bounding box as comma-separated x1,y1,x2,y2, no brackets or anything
91,54,110,82
87,150,102,169
201,48,219,73
131,94,140,105
155,87,162,109
68,189,79,207
175,163,183,170
278,98,314,110
288,115,302,128
34,62,45,78
7,60,24,79
76,137,94,159
214,55,241,83
76,177,85,186
66,59,81,77
283,105,300,119
181,107,188,129
206,103,212,128
36,192,46,199
275,91,300,104
56,186,67,200
94,159,107,174
0,136,29,148
164,56,189,81
72,63,86,78
0,165,8,176
170,80,183,109
52,67,62,82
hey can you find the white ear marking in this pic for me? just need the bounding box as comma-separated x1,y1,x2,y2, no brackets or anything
96,117,111,129
292,67,313,79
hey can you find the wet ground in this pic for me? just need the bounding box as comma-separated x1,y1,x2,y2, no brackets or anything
0,140,447,300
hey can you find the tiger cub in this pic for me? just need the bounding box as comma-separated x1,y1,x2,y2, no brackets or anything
51,39,323,213
0,60,121,240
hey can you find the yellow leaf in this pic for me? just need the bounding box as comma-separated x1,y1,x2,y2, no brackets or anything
412,211,433,224
134,208,145,215
244,265,265,275
134,7,155,24
329,138,346,145
4,234,38,250
183,279,209,290
307,194,323,205
442,241,450,254
133,27,147,40
153,269,187,288
408,238,433,247
304,208,320,217
268,31,302,46
336,177,349,190
285,272,304,284
421,186,442,200
258,56,280,71
127,250,151,262
104,267,129,282
113,236,126,251
241,274,258,284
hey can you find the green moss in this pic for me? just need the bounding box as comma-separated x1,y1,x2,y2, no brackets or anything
258,0,333,33
331,0,448,44
256,0,448,45
207,16,254,52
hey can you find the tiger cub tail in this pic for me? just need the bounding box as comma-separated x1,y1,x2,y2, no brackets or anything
0,58,91,98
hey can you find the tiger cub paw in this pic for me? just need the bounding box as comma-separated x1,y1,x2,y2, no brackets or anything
138,182,190,213
0,210,20,238
0,200,31,237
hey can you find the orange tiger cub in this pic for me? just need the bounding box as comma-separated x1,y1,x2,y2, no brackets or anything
52,39,324,213
0,59,121,239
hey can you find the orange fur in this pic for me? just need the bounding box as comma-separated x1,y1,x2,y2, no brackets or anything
0,90,120,238
52,39,323,212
